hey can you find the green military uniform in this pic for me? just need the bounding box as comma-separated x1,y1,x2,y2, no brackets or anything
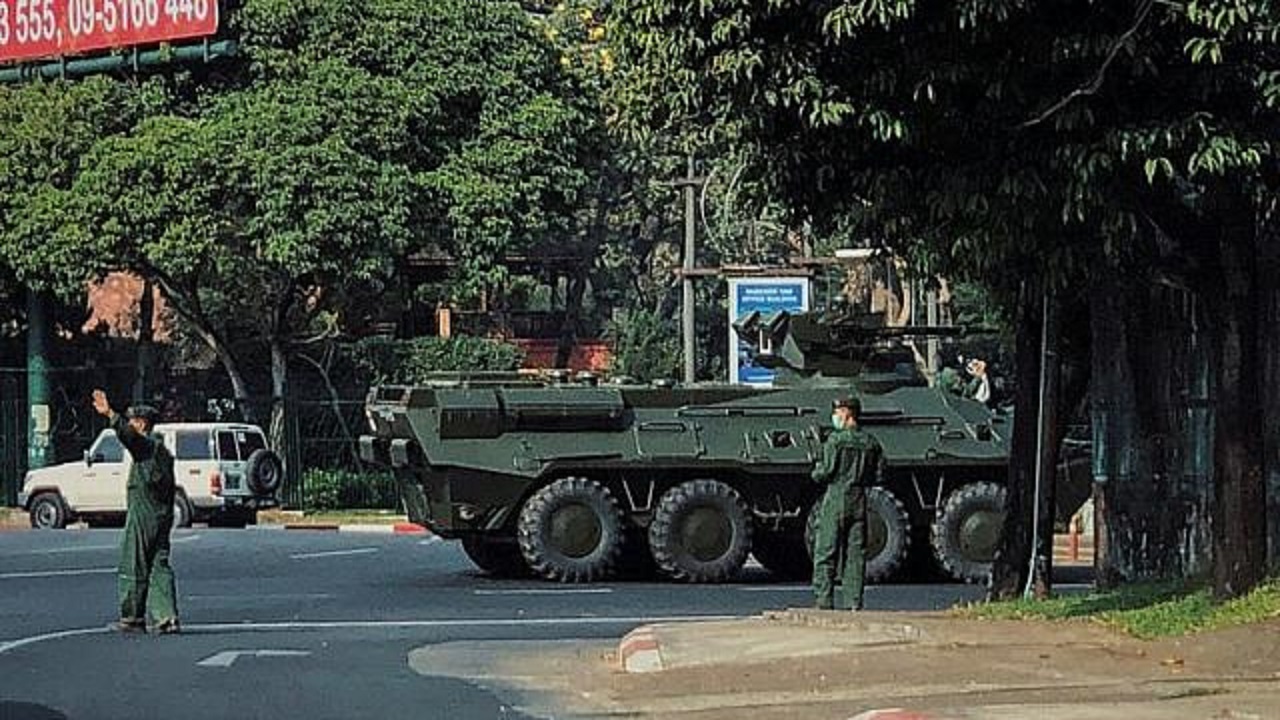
937,366,965,396
810,420,882,611
111,412,179,630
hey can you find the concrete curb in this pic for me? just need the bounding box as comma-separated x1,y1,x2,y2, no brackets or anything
617,625,664,673
273,522,428,535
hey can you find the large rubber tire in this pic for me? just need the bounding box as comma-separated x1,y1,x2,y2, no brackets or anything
29,492,68,530
461,535,532,578
805,487,911,583
244,449,284,496
649,480,753,583
932,481,1007,584
752,529,811,580
517,477,624,583
173,491,194,529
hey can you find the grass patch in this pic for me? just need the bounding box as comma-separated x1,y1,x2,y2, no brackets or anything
959,578,1280,639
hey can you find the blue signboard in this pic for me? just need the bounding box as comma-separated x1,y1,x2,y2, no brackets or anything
728,278,810,385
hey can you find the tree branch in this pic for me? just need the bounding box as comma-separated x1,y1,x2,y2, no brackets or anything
1020,0,1156,130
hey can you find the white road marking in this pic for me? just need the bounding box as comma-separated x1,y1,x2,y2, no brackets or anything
737,585,810,593
197,649,312,668
418,536,443,547
0,615,743,655
289,547,380,560
187,593,334,602
1,544,118,556
473,588,614,596
0,568,116,580
1,534,198,557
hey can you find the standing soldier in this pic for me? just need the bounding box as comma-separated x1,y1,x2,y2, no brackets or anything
92,390,180,634
811,396,883,611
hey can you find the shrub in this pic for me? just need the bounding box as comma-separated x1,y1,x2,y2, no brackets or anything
605,308,680,382
302,469,400,511
349,336,524,385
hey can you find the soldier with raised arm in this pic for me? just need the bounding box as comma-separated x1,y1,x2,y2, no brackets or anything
810,396,883,611
92,390,180,634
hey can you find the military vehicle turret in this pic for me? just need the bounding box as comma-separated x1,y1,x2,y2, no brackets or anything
359,305,1013,584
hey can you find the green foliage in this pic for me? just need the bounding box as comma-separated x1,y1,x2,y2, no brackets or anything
962,579,1280,639
0,0,609,404
348,337,525,385
302,468,400,511
605,307,681,381
608,0,1280,295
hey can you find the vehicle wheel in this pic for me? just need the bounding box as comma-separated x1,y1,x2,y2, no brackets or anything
29,493,68,530
173,491,194,529
931,481,1007,584
245,449,284,495
461,535,532,578
752,528,811,580
649,480,752,583
805,487,911,583
517,477,624,583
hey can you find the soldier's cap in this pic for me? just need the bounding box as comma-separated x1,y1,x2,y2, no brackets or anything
832,396,863,414
125,405,160,423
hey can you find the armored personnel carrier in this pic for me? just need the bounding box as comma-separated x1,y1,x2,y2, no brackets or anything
359,306,1014,584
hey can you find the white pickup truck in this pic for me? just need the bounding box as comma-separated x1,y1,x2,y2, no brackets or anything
19,423,282,529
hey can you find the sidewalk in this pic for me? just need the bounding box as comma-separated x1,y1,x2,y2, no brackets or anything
596,609,1280,719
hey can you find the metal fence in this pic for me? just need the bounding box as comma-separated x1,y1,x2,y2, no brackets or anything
0,378,24,507
0,372,376,509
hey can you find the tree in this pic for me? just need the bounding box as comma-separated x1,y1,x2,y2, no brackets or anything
2,0,613,448
609,0,1280,597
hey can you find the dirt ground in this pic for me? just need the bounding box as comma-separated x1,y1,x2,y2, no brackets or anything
486,613,1280,719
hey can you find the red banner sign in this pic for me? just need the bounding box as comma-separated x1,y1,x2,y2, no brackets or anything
0,0,218,64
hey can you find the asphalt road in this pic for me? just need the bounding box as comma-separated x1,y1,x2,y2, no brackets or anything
0,527,988,720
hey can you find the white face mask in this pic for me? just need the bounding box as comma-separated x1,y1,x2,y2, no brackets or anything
831,415,843,430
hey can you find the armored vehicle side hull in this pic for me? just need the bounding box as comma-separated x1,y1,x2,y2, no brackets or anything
360,379,1016,584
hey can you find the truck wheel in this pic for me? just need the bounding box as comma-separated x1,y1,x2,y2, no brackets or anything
29,493,68,530
461,535,532,578
752,529,810,580
173,491,194,529
932,481,1007,583
649,480,752,583
805,488,911,583
517,477,624,582
245,449,284,495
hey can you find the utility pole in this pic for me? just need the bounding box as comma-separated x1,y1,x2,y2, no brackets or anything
26,289,50,472
682,155,697,384
926,287,940,380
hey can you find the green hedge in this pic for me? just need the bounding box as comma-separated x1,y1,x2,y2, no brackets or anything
302,469,400,511
349,336,525,384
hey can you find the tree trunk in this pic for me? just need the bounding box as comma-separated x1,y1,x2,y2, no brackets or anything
133,277,154,404
147,272,255,421
555,273,588,369
1029,292,1061,598
269,339,289,459
1262,236,1280,575
990,282,1051,599
1208,231,1267,599
1092,272,1213,587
